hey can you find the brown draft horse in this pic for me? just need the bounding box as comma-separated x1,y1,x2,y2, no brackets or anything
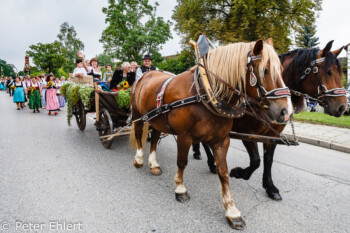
196,40,347,200
129,39,293,229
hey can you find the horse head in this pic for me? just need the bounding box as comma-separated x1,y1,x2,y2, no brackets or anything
281,41,347,117
244,39,293,124
314,41,347,117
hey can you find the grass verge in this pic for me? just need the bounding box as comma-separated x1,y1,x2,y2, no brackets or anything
293,111,350,128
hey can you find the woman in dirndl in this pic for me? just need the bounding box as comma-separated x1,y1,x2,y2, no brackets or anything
44,74,59,115
0,79,5,91
28,76,42,113
12,77,26,110
55,77,65,108
40,75,47,108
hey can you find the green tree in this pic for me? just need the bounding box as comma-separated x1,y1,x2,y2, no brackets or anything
57,22,85,72
95,53,114,66
157,49,195,74
100,0,172,63
27,41,67,74
295,25,320,48
173,0,322,52
0,59,16,77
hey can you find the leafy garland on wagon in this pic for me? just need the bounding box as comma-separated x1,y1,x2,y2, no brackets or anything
60,81,131,126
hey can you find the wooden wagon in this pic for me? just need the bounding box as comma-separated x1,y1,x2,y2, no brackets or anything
69,75,132,148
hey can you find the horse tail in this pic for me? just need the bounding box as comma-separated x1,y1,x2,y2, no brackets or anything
129,121,149,149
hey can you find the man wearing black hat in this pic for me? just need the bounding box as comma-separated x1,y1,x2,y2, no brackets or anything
136,54,158,80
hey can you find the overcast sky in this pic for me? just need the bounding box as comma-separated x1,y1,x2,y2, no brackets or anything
0,0,348,72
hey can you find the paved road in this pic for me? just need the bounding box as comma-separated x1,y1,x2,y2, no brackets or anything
1,92,350,233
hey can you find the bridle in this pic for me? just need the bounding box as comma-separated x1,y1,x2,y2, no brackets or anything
293,56,346,105
247,51,291,102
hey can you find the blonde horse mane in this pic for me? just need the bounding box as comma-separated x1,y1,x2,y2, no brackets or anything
207,41,281,100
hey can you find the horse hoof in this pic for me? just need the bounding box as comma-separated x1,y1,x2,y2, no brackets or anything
150,167,162,176
229,167,244,179
209,166,217,174
133,159,143,168
175,192,190,203
226,216,246,230
193,153,202,160
266,190,282,201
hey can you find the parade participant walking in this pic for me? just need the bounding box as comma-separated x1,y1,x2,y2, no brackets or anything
72,59,87,78
12,77,26,110
55,77,65,108
103,64,113,82
0,78,5,91
19,76,28,107
44,74,59,115
39,74,47,109
110,62,136,89
28,76,42,113
136,55,158,80
7,76,14,96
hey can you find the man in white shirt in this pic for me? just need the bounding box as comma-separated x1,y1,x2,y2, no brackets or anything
136,55,158,80
72,59,87,78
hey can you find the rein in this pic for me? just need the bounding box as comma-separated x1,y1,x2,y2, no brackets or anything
197,51,296,145
292,57,346,105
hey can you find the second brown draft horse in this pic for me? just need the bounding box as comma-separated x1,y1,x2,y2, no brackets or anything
129,39,292,229
195,40,347,200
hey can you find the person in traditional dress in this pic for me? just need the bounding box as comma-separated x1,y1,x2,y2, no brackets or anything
39,75,47,109
7,76,14,96
44,74,59,115
55,77,65,108
28,76,42,113
87,58,102,80
103,64,113,82
136,55,158,80
12,77,26,110
0,78,5,91
110,62,136,90
19,76,27,107
73,59,87,78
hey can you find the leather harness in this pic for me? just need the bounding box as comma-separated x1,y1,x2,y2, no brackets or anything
129,34,292,124
295,57,346,100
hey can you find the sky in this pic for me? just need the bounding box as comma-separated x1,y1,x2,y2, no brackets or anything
0,0,349,72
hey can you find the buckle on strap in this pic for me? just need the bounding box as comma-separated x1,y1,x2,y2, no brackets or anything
156,76,175,108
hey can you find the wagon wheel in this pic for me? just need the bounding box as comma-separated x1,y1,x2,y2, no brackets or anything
98,108,114,149
74,100,86,131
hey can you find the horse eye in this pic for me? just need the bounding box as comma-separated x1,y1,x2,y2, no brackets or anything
264,69,268,75
327,70,332,76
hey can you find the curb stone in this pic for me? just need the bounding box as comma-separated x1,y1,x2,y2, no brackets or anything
284,133,350,154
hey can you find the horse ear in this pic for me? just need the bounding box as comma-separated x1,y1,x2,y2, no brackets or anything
253,39,264,55
332,46,344,57
320,40,334,57
266,38,274,47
